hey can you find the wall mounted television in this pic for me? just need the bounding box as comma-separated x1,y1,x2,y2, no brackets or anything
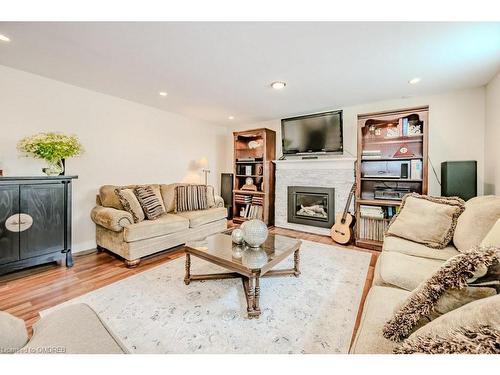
281,110,343,156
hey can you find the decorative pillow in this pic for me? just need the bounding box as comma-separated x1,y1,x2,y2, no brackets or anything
206,185,216,208
454,196,500,253
481,218,500,248
383,247,499,342
134,186,166,220
114,188,145,223
0,311,28,353
385,193,465,249
161,184,215,212
99,184,136,210
394,294,500,354
148,184,166,212
175,185,208,212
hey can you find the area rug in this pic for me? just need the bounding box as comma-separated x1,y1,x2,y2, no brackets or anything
42,240,371,354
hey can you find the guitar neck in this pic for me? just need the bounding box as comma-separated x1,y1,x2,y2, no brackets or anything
341,185,356,221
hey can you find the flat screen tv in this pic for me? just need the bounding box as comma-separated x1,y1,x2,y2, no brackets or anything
281,110,343,155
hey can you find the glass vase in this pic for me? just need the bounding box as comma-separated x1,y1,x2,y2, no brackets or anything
42,159,64,176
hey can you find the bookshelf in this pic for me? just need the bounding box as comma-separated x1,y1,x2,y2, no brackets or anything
355,106,429,250
232,128,276,225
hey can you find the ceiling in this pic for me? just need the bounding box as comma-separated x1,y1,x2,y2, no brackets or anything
0,22,499,125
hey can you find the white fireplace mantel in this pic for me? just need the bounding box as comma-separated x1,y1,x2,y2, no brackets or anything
273,157,357,170
273,156,357,236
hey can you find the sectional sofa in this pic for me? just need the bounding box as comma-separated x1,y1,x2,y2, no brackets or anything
350,195,500,353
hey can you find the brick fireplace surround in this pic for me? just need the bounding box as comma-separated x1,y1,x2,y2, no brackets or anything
273,157,356,236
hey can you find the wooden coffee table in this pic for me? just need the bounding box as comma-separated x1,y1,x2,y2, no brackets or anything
184,231,301,319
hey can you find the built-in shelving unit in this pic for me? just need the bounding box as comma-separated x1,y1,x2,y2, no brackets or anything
232,128,276,225
355,106,429,250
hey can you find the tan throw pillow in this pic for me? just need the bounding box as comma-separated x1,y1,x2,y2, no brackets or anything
386,193,465,249
175,185,208,212
383,247,499,342
99,184,136,210
160,184,177,213
206,185,216,208
114,188,145,223
481,218,500,248
134,186,165,220
454,196,500,253
394,295,500,354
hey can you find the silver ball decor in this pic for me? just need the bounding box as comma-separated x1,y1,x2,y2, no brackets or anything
242,248,268,269
241,219,268,248
232,245,244,260
231,228,244,245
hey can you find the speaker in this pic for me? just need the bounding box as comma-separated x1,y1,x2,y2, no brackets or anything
400,163,409,179
220,173,234,219
441,161,477,201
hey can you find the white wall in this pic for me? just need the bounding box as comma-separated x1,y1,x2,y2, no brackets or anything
225,87,486,196
0,65,227,253
485,72,500,195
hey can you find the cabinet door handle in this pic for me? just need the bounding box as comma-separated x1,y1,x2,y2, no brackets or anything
5,214,33,232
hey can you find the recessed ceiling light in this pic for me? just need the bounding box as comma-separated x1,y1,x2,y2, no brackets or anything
159,91,168,97
228,116,235,120
270,81,286,90
408,78,421,85
0,34,10,42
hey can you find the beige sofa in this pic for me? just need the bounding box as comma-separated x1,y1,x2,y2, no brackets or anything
1,304,127,354
350,195,500,354
91,183,227,267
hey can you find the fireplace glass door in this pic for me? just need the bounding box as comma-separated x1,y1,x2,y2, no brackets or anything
295,193,329,221
287,186,335,228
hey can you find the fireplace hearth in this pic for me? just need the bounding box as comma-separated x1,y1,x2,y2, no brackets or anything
287,186,335,228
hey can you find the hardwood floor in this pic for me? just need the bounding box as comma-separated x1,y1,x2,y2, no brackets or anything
0,225,378,345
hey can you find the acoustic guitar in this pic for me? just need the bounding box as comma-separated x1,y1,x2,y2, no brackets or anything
330,183,356,245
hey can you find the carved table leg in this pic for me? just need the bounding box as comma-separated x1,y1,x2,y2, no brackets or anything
184,253,191,285
254,275,261,314
247,277,255,316
294,249,301,277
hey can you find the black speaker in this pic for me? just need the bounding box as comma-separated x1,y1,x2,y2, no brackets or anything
441,161,477,201
400,163,409,179
220,173,233,219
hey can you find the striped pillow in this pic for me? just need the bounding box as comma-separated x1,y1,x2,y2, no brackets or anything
134,186,165,220
175,185,208,212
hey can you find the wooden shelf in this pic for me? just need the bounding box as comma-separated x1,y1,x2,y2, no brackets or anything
363,136,423,145
357,199,402,206
233,128,276,225
233,189,266,195
360,177,423,182
232,216,250,224
361,157,423,162
355,106,429,251
355,238,383,251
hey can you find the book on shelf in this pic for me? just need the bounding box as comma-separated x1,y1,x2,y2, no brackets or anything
240,204,263,220
402,118,409,136
234,194,252,204
410,159,423,179
360,205,399,220
359,217,389,242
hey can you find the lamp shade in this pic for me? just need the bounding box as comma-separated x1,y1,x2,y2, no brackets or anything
198,157,209,169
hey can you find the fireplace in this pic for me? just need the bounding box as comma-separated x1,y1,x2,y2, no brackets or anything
287,186,335,228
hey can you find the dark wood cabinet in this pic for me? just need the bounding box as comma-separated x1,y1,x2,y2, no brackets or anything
0,176,77,275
